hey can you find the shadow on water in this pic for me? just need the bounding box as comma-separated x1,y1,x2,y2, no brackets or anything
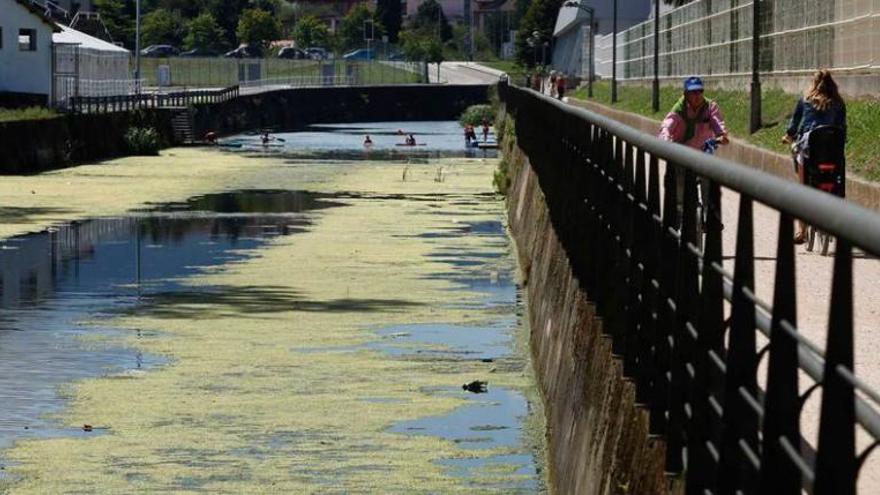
135,286,421,319
0,206,75,225
0,190,348,454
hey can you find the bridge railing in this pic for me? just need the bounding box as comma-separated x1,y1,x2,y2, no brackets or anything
499,81,880,494
68,85,240,114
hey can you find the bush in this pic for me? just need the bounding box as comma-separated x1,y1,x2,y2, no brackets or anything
124,127,161,155
459,104,495,127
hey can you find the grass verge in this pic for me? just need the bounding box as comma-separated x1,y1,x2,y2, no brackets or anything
0,107,58,123
571,81,880,182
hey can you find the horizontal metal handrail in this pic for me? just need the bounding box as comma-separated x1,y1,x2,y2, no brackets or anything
535,89,880,258
499,81,880,494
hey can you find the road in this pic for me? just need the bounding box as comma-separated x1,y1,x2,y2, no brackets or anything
429,61,505,85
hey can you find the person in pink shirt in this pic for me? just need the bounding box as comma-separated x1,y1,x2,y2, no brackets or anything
658,77,729,229
658,76,729,149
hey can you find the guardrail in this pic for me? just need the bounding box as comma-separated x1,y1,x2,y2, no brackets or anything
68,85,239,114
499,81,880,494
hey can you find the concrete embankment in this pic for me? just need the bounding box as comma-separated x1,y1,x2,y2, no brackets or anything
0,110,176,174
3,84,489,175
191,84,490,137
497,106,674,494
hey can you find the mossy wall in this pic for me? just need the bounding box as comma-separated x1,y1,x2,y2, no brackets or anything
498,104,676,494
0,110,176,174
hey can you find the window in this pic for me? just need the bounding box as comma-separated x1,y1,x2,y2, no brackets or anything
19,29,36,51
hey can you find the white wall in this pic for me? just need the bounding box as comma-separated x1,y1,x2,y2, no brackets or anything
0,0,54,97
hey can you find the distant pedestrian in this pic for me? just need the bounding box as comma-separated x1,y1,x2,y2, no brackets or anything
363,134,373,147
481,119,490,142
549,71,558,98
556,73,566,100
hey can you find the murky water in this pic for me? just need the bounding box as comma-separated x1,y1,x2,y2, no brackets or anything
1,123,542,491
0,190,341,451
221,121,498,161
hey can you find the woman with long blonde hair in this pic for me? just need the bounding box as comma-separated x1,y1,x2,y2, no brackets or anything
782,69,847,243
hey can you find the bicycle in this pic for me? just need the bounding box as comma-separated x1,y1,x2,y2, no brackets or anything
789,126,845,256
694,137,725,252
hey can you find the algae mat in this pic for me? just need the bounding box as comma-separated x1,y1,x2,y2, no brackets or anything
0,149,545,493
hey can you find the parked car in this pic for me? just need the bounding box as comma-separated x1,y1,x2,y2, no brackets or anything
141,45,179,57
179,47,218,57
342,48,374,61
277,47,309,60
223,44,261,58
388,51,406,61
305,47,330,60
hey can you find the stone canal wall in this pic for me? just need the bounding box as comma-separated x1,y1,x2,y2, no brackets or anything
3,85,489,175
498,108,672,494
0,110,176,174
191,84,490,138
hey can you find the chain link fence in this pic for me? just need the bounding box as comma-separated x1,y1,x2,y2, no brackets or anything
136,58,427,89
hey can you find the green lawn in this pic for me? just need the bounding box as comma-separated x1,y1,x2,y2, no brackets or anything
571,81,880,182
0,107,58,123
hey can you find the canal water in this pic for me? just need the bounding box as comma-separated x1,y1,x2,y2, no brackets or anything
0,122,543,491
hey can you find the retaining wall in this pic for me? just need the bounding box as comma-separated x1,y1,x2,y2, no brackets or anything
0,110,176,174
499,109,676,495
191,84,490,137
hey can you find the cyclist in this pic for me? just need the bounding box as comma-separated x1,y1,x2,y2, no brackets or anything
658,77,729,229
659,76,729,149
781,69,847,244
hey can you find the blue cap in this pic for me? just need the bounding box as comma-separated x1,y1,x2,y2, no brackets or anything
684,76,704,92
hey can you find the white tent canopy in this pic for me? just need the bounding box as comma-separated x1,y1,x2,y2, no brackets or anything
52,25,132,101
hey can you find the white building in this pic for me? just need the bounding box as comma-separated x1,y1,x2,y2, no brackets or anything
0,0,58,101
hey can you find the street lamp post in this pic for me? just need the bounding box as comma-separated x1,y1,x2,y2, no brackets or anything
563,1,595,98
750,0,762,133
612,0,618,103
652,0,660,112
134,0,141,94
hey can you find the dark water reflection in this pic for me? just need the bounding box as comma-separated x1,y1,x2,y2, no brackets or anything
0,190,340,452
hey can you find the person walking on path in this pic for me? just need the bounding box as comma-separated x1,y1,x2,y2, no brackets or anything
781,69,847,244
556,73,566,100
481,119,490,143
549,71,558,98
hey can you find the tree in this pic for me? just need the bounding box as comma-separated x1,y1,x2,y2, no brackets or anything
376,0,402,43
184,12,227,51
236,8,281,50
514,0,563,67
202,0,252,47
293,16,330,49
142,8,185,47
94,0,135,46
338,3,384,50
410,0,452,42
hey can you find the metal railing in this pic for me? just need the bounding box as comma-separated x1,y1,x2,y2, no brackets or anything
499,81,880,494
68,85,239,114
